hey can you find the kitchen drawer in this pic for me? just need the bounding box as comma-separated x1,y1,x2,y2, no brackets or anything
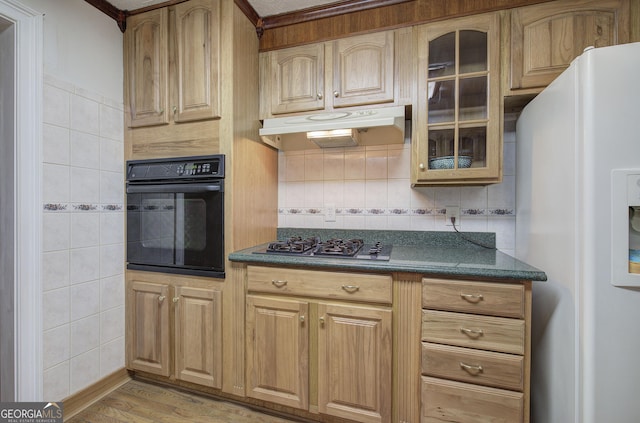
247,265,392,304
422,278,524,318
421,376,523,423
421,310,524,355
421,342,523,392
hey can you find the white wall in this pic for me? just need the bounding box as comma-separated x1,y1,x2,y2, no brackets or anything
19,0,124,401
21,0,123,102
278,120,518,254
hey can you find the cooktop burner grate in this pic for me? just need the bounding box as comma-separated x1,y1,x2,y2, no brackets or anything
267,236,319,254
314,238,364,257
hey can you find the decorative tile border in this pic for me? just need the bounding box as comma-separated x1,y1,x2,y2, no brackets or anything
462,208,485,216
43,203,124,212
278,207,515,217
102,204,123,211
43,203,68,212
44,203,512,217
73,204,98,211
488,208,515,215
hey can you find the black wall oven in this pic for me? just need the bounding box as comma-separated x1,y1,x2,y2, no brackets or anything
126,155,225,278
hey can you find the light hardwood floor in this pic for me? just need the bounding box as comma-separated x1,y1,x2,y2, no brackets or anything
66,379,301,423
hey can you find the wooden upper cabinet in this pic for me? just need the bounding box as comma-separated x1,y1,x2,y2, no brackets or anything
332,31,395,108
508,0,629,92
124,0,220,128
270,44,325,115
125,9,169,128
173,0,220,122
413,12,502,186
260,29,409,118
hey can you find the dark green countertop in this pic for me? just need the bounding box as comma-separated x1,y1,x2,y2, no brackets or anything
228,229,547,282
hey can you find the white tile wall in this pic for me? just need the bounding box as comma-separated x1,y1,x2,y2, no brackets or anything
279,123,517,254
42,75,124,400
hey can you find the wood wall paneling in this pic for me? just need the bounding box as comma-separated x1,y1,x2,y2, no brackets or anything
258,0,557,51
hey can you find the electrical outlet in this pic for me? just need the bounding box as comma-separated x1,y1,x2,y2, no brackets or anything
325,203,336,222
445,206,460,226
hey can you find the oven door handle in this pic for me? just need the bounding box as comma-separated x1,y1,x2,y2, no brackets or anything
126,183,222,194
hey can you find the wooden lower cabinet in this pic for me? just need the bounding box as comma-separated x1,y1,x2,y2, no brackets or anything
317,303,392,423
126,272,223,389
127,280,171,376
421,277,532,423
174,285,222,388
421,376,524,423
246,295,309,409
246,296,392,423
246,266,392,423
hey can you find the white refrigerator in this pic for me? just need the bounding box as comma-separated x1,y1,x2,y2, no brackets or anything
515,42,640,423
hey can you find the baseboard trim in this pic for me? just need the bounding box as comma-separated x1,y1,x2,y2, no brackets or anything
62,367,131,421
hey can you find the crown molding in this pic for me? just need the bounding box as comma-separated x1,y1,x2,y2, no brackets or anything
84,0,128,31
259,0,411,30
85,0,405,36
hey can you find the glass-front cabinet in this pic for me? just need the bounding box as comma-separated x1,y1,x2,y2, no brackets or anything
413,13,502,185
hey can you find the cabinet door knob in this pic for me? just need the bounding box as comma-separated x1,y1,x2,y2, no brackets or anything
173,106,177,114
419,163,425,170
333,91,339,98
317,92,323,100
158,295,165,303
300,315,305,323
271,280,288,288
341,285,360,293
319,316,325,326
172,297,179,303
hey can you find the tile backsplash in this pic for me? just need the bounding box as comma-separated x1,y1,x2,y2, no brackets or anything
278,125,516,253
41,75,124,400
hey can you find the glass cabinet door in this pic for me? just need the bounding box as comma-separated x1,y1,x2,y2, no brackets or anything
414,13,501,185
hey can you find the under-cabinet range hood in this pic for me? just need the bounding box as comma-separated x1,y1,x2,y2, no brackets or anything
259,105,408,150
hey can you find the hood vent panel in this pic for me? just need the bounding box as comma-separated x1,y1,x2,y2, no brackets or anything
259,106,408,150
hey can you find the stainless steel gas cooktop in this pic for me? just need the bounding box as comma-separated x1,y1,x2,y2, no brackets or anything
253,236,392,261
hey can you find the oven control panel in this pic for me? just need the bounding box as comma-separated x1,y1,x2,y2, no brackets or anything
177,162,215,176
126,155,225,181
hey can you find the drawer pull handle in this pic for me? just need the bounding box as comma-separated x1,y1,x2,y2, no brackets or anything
460,292,484,302
341,285,360,293
460,327,484,337
271,280,288,288
460,361,484,374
